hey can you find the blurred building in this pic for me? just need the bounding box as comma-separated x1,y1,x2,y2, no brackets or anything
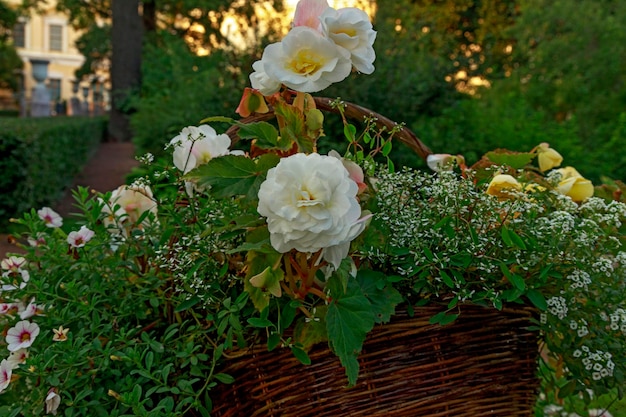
6,0,85,112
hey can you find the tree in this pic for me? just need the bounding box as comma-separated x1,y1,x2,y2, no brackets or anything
0,0,23,92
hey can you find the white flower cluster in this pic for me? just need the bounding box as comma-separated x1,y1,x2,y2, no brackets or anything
250,0,376,94
609,308,626,334
572,346,615,381
546,296,569,320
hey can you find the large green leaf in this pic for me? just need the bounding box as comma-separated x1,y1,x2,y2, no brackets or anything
356,269,403,324
235,121,281,150
326,278,375,386
189,154,279,200
485,151,535,169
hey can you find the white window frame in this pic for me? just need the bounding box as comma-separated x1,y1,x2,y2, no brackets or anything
44,17,68,53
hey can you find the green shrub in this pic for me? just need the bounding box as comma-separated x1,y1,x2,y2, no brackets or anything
0,116,107,228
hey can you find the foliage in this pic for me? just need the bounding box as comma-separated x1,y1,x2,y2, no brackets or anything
130,34,249,157
0,117,106,229
0,0,22,92
1,2,625,416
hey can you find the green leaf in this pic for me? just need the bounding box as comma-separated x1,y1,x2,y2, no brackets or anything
274,101,314,153
290,346,312,365
343,123,357,142
326,280,375,386
485,151,535,169
190,154,279,200
499,262,526,291
429,311,459,325
174,296,201,313
439,270,455,289
235,121,279,149
214,373,235,384
199,115,235,124
526,289,547,311
356,269,403,324
247,317,274,328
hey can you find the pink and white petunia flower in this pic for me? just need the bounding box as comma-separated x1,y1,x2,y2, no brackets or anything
6,320,40,352
67,225,95,248
0,303,17,315
2,268,30,291
1,256,27,272
37,207,63,228
6,348,29,369
19,299,45,319
0,360,12,393
46,388,61,415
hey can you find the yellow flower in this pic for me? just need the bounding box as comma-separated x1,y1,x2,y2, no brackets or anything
536,143,563,172
486,174,522,200
556,167,593,202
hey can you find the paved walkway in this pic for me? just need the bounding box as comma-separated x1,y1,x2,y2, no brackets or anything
0,142,139,258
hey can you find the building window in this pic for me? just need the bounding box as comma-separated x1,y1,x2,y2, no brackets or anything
49,24,63,51
12,22,25,48
48,78,62,102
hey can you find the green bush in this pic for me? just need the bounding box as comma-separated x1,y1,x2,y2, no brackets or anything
0,116,107,228
131,34,250,157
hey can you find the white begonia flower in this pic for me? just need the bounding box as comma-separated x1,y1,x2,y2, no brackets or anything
257,153,364,265
102,184,158,236
320,7,377,74
249,60,282,96
170,125,231,174
262,26,352,93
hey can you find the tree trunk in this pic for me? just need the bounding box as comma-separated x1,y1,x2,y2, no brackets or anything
109,0,143,142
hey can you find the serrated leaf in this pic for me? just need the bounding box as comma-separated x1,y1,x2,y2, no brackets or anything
485,151,535,169
190,154,279,200
326,280,375,386
356,269,403,323
274,101,314,153
235,121,280,149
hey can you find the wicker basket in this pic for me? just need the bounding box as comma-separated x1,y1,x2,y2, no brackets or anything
211,304,539,417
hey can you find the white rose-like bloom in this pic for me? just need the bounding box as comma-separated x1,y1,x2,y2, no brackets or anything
257,153,364,265
320,7,376,74
170,125,231,174
249,60,282,96
262,26,352,93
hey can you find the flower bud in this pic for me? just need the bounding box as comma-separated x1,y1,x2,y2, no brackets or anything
556,166,593,202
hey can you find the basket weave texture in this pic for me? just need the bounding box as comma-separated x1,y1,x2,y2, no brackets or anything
211,304,539,417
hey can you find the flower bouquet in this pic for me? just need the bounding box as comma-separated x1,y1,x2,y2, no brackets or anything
1,1,625,416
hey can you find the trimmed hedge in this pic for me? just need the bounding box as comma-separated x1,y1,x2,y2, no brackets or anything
0,116,107,227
